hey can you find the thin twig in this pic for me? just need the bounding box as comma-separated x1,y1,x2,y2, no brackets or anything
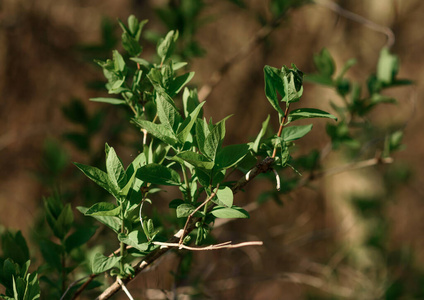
153,240,263,251
178,185,220,245
315,0,395,48
117,277,134,300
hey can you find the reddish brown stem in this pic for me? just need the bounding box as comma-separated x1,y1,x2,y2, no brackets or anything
272,105,290,158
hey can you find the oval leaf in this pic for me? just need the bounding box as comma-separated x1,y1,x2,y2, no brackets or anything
137,163,181,186
211,206,249,219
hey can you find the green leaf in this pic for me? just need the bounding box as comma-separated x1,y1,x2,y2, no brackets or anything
112,50,125,72
176,151,214,170
282,64,304,103
251,115,270,153
176,204,203,218
137,163,181,185
84,202,121,217
105,145,127,190
286,108,337,124
304,73,334,86
77,206,121,233
210,206,249,219
168,72,195,97
203,117,229,160
53,204,74,240
173,62,188,71
74,162,118,198
64,226,97,253
264,66,285,115
117,231,154,253
121,32,142,57
216,187,233,207
195,118,209,154
39,239,63,271
91,253,120,274
313,48,335,78
156,92,180,132
157,30,178,63
215,144,249,170
182,88,201,118
377,47,398,85
1,231,30,267
89,97,126,105
132,119,179,148
282,124,313,142
177,102,206,145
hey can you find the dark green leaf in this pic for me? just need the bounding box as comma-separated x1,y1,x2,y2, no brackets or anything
64,226,97,253
215,144,249,170
84,202,121,217
1,231,29,267
176,204,203,218
168,72,195,97
203,117,229,160
264,66,285,115
176,151,214,170
74,163,118,198
137,163,181,185
53,204,74,240
76,207,121,233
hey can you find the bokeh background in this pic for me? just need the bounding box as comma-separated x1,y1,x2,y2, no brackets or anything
1,0,424,299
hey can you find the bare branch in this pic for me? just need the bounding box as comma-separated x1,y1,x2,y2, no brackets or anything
153,240,263,251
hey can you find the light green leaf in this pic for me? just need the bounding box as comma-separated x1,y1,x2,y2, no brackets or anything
91,253,121,274
252,115,270,153
137,163,181,185
215,144,249,170
132,119,179,148
286,108,337,124
157,30,178,63
182,88,201,118
156,92,180,131
112,50,125,72
117,231,155,252
177,101,206,145
176,151,214,170
173,62,188,70
377,47,398,85
84,202,121,217
282,124,313,142
106,145,127,190
90,97,126,105
216,187,233,207
211,206,249,219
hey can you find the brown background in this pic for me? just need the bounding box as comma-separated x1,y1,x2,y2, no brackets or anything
1,0,423,299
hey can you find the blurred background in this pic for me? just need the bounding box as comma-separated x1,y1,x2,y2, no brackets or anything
1,0,423,299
